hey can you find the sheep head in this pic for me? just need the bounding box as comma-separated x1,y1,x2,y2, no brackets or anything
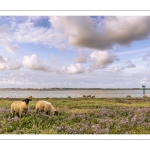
54,110,58,115
22,98,32,104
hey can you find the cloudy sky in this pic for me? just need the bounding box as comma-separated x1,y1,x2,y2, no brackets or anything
0,16,150,88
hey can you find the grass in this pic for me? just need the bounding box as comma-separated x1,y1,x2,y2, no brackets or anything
0,97,150,134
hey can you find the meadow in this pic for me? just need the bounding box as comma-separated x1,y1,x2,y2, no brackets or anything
0,97,150,134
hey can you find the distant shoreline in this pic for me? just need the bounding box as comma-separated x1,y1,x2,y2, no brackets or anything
0,88,148,91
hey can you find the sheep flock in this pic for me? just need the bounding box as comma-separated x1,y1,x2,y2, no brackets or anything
10,96,58,118
10,93,149,118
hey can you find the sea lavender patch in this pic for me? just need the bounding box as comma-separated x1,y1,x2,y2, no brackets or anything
1,98,150,134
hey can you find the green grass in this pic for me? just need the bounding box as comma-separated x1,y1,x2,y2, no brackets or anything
0,97,150,134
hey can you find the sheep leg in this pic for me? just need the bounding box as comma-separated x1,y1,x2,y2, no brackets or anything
24,109,28,116
19,113,22,118
46,111,49,115
16,112,19,117
36,108,39,113
19,110,22,118
11,111,15,118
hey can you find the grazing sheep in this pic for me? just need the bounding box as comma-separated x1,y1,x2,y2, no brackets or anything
36,100,58,115
143,94,147,98
126,95,132,99
87,95,91,98
11,96,32,118
83,95,86,98
92,95,95,98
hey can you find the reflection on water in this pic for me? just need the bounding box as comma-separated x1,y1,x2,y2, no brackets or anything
0,89,149,98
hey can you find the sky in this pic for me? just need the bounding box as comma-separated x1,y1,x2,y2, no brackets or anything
0,16,150,88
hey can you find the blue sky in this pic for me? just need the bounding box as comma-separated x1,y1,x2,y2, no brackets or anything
0,16,150,88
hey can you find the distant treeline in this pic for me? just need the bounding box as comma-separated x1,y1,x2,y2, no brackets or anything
0,88,149,90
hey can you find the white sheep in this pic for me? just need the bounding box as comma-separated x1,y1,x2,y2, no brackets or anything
83,95,86,98
143,94,147,98
91,95,95,98
87,95,91,98
126,95,132,99
11,96,32,118
35,100,58,115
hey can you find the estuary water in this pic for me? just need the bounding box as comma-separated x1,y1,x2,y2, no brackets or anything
0,89,149,98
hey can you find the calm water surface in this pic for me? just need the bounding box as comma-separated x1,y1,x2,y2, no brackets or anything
0,89,149,98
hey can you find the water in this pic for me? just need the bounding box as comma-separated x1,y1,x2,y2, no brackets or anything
0,89,149,98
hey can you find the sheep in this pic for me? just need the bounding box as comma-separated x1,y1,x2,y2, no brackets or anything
87,95,91,98
36,100,58,115
91,95,95,98
126,95,132,99
143,94,147,98
83,95,86,98
11,96,32,118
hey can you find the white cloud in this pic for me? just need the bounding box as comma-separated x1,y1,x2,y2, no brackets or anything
114,67,120,72
126,60,136,68
62,63,85,74
0,55,22,70
0,55,7,70
12,18,67,50
50,16,104,50
103,16,150,45
74,49,87,63
0,25,18,53
1,16,150,53
50,16,150,50
14,22,46,43
90,50,119,69
4,44,18,53
143,51,150,60
2,16,150,53
23,54,49,71
0,77,36,86
114,60,136,72
0,16,150,88
7,58,22,70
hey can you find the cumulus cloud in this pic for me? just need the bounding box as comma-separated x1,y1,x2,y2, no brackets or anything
90,50,119,69
103,16,150,46
2,16,150,53
1,16,150,53
143,51,150,60
126,60,136,68
7,59,22,70
62,63,85,74
12,17,67,50
0,55,22,70
114,60,136,72
50,16,107,49
23,54,50,71
50,16,150,50
0,25,18,52
74,50,87,63
0,55,7,70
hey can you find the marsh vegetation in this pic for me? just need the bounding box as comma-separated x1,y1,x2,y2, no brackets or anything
0,98,150,134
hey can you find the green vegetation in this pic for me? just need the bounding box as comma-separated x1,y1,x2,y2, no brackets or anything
0,97,150,134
